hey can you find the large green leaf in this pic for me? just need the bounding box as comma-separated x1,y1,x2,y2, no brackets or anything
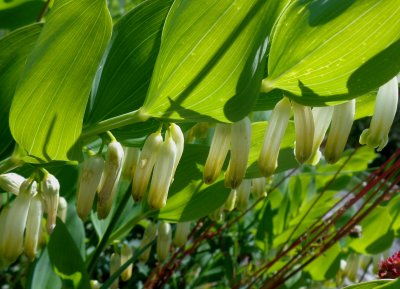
143,0,286,122
304,243,341,281
47,220,91,289
0,1,44,30
28,249,62,289
9,0,112,162
0,24,42,159
343,280,392,289
265,0,400,105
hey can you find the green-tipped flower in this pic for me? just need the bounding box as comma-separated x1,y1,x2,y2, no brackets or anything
132,131,163,201
224,189,237,212
0,173,25,195
236,179,251,211
225,117,251,189
203,124,231,184
209,205,224,222
173,222,191,247
157,222,172,262
258,98,291,177
76,155,104,220
1,179,36,264
139,222,157,263
307,106,334,165
251,177,267,199
24,195,43,261
121,147,140,180
90,280,102,289
324,99,355,164
41,173,60,233
360,77,398,151
97,141,124,219
110,253,121,289
57,197,67,223
147,134,177,209
120,243,133,281
292,102,314,164
166,123,184,179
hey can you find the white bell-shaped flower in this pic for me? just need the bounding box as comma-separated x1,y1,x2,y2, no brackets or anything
224,117,251,189
97,141,124,219
166,123,184,178
258,97,291,177
224,189,237,212
0,173,25,195
110,253,121,289
139,222,157,263
121,147,140,180
120,243,133,281
24,194,43,261
324,99,355,164
360,77,398,151
236,179,251,211
132,131,163,201
203,124,231,184
157,222,172,262
147,134,177,209
173,222,191,247
41,173,60,233
307,106,334,165
76,155,104,220
292,102,314,164
251,177,267,199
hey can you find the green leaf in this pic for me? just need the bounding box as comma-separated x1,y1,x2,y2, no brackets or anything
47,220,91,289
0,23,42,159
0,1,44,30
304,243,341,281
143,0,284,122
9,0,112,162
349,206,394,254
28,249,62,289
343,280,392,289
265,0,400,105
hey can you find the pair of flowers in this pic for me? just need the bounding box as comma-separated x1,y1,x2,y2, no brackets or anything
0,172,63,266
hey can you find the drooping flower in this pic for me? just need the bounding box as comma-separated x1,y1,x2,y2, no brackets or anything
120,243,133,281
360,77,398,151
110,253,121,289
0,173,25,195
324,99,355,164
139,222,157,263
157,222,172,262
57,197,67,223
173,222,191,247
251,177,267,199
224,189,237,212
41,173,60,233
236,179,251,211
121,146,140,180
203,123,231,184
209,205,224,222
224,117,251,189
166,123,184,178
24,195,43,261
97,141,124,219
292,102,315,164
258,97,291,177
147,133,177,209
132,131,163,201
307,106,334,165
76,155,104,220
378,251,400,279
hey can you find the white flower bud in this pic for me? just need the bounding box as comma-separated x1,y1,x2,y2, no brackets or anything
360,77,398,151
90,280,102,289
203,124,231,184
224,117,251,189
307,106,334,165
97,141,124,219
258,98,291,177
157,222,171,262
236,179,251,211
132,131,163,201
251,177,267,199
41,173,60,233
1,179,36,263
0,173,25,195
57,197,67,223
224,189,237,212
139,222,157,263
110,253,120,289
324,99,355,164
147,135,177,209
166,123,184,179
292,102,314,164
76,155,104,220
120,243,133,281
24,195,43,261
121,147,140,180
173,222,191,247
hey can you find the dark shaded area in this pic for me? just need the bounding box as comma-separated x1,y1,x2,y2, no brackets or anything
0,2,43,30
308,0,355,26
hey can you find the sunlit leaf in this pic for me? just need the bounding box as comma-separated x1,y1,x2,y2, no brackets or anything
9,0,112,162
304,243,341,281
265,0,400,105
